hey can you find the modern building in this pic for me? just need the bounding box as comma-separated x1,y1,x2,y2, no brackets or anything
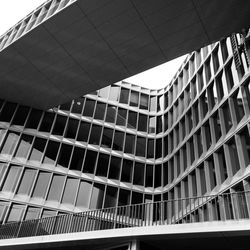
0,32,250,226
1,1,250,249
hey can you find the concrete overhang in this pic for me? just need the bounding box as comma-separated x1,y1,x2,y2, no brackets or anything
1,220,250,250
1,0,250,109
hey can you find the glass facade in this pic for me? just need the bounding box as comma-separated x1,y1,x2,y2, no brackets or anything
0,36,250,224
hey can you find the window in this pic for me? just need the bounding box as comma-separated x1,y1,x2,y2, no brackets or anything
47,175,64,202
90,183,105,209
127,111,137,129
96,153,109,177
140,94,149,110
94,102,106,120
89,125,102,145
70,147,85,171
136,137,146,157
101,128,113,148
130,91,139,107
65,118,79,139
108,157,121,180
32,171,51,199
0,102,16,122
43,141,60,165
118,189,130,206
104,186,118,208
109,86,120,101
71,97,84,114
124,134,135,154
29,137,47,162
83,150,97,174
116,108,127,126
77,122,90,142
113,131,124,151
119,88,129,104
25,207,40,220
52,115,67,136
11,105,30,126
56,144,72,168
1,165,21,192
39,112,55,132
121,159,133,183
62,178,78,205
76,180,92,209
105,105,116,123
138,114,147,132
7,204,25,222
14,134,33,159
16,168,36,195
25,109,42,129
82,99,95,117
133,163,144,186
1,132,19,156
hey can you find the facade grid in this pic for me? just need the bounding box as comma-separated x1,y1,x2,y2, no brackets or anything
0,34,250,224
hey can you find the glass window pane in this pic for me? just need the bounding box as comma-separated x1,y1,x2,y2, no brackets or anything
14,134,33,159
116,108,127,126
124,134,135,154
65,118,79,139
7,204,25,222
104,186,118,208
138,114,147,132
62,178,78,205
83,99,95,117
29,137,47,162
39,112,55,132
113,131,124,151
121,159,133,183
98,86,110,99
1,165,21,192
108,157,121,180
83,150,97,174
47,175,64,202
0,102,17,122
71,97,84,114
96,153,109,177
0,201,9,223
17,168,36,195
41,209,57,218
118,189,130,206
52,115,67,136
76,180,92,209
140,94,149,110
127,111,137,129
25,207,40,220
90,183,105,209
109,86,120,101
69,147,85,171
32,171,51,199
11,106,30,126
119,88,129,104
56,144,72,168
136,137,146,157
94,102,106,120
130,91,139,107
133,163,144,186
89,125,102,145
101,128,113,148
105,105,117,123
25,109,42,129
43,141,60,165
60,101,72,112
77,121,90,142
1,132,19,156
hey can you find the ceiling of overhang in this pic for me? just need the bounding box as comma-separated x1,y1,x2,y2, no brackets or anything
0,0,250,110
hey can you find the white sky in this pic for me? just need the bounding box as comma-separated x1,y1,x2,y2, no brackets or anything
0,0,186,90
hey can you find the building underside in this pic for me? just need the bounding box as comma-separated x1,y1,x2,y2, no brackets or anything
1,0,250,109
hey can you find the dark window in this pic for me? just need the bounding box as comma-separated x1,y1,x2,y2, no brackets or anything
82,99,95,117
65,118,79,139
118,189,130,206
77,122,90,142
83,150,97,174
43,141,60,165
0,102,17,122
116,108,127,126
124,134,135,154
60,101,71,111
130,91,139,107
57,144,72,168
136,137,146,157
25,109,42,129
113,131,124,151
94,102,106,120
96,153,109,177
108,157,121,180
89,125,102,145
101,128,113,148
71,97,84,114
104,186,118,208
11,106,29,126
90,183,105,209
121,159,133,183
52,115,67,136
39,112,55,132
127,111,137,129
119,88,129,104
140,94,149,110
105,105,116,123
138,114,147,132
154,165,162,188
133,163,144,186
29,137,47,162
70,147,85,171
145,165,153,187
147,139,154,158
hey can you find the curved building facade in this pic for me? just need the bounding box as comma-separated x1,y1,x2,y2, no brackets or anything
0,34,250,224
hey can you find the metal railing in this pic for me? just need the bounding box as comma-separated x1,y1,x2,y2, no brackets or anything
0,191,250,239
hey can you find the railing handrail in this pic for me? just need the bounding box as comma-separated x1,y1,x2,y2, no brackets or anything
0,191,249,239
